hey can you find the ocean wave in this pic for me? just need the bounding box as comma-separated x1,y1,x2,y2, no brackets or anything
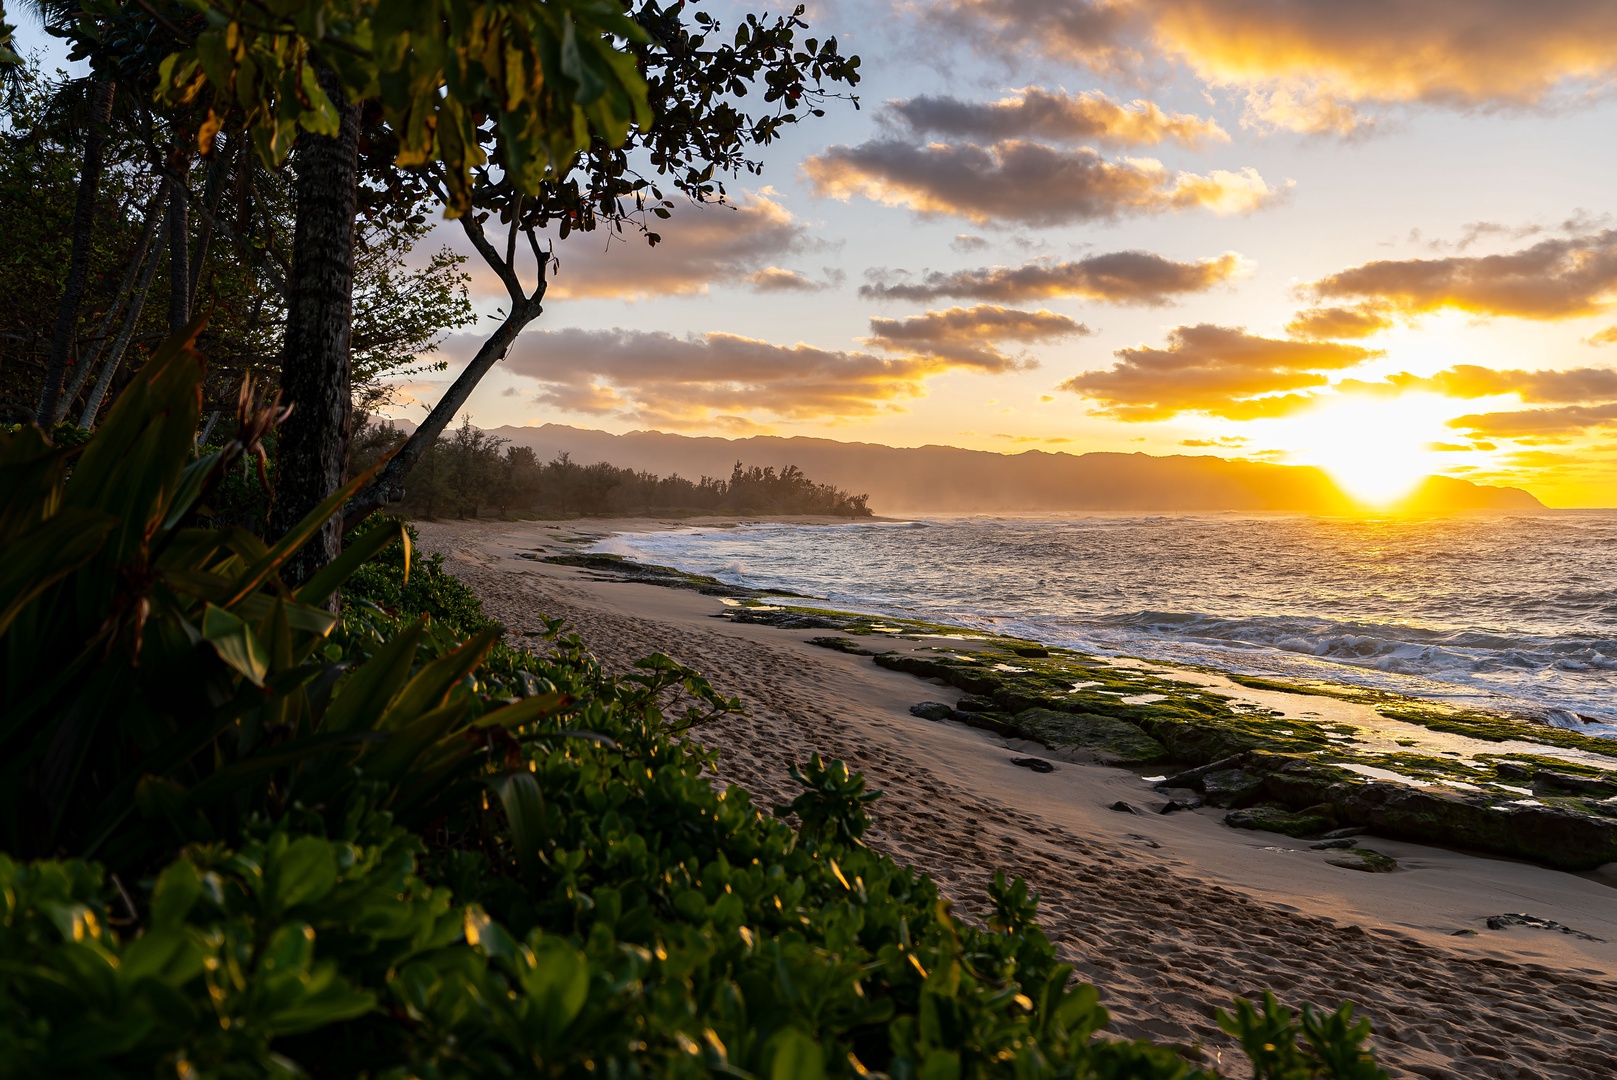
592,511,1617,726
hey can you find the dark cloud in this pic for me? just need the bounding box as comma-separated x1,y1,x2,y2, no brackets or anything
802,139,1281,226
952,234,992,253
1058,323,1380,421
861,250,1244,305
942,0,1617,133
1308,231,1617,320
887,88,1227,148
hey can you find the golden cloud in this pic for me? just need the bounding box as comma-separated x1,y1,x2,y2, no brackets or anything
860,250,1245,305
887,88,1228,147
483,307,1077,427
1284,303,1395,340
1307,231,1617,320
462,193,819,301
1448,403,1617,439
802,139,1282,226
1387,364,1617,402
864,305,1090,368
945,0,1617,133
1058,323,1381,421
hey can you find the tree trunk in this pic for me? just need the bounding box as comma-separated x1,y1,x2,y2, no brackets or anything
36,79,115,426
267,66,361,586
54,177,169,424
167,151,191,332
341,296,541,531
79,203,169,427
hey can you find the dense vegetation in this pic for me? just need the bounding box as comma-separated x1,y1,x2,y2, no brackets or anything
0,336,1387,1078
350,416,874,519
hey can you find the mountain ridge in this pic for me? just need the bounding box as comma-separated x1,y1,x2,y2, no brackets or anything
451,422,1546,514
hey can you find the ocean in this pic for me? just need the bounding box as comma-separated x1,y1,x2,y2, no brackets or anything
591,512,1617,734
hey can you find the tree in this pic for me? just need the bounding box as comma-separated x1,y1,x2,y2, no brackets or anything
340,2,861,527
149,0,653,578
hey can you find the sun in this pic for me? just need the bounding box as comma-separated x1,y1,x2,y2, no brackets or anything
1272,394,1452,508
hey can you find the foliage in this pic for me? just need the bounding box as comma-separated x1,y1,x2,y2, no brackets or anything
0,328,569,870
354,415,874,518
775,753,883,848
0,60,470,424
0,331,1387,1077
155,0,653,216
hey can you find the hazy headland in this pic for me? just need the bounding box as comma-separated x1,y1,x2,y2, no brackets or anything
472,423,1543,515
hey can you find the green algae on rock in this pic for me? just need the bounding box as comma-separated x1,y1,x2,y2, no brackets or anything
1012,707,1168,764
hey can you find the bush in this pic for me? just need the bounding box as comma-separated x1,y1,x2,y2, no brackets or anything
0,334,1387,1078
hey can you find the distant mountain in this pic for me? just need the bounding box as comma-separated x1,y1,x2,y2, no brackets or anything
473,423,1546,515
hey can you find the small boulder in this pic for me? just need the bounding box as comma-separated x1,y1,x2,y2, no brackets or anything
1109,801,1139,814
1010,645,1050,658
1010,757,1055,773
1537,770,1617,797
955,694,997,712
1326,849,1398,873
1310,838,1358,850
909,702,954,721
1225,805,1330,838
1201,768,1267,808
1014,708,1167,765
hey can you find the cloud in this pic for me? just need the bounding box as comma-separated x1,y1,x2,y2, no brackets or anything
1307,231,1617,321
864,305,1090,367
1448,403,1617,439
886,88,1227,148
746,267,844,293
1284,303,1395,340
528,192,816,300
478,306,1080,428
942,0,1617,133
802,139,1283,226
861,249,1244,305
1180,435,1248,447
1387,364,1617,403
994,433,1076,444
952,234,991,253
1058,323,1381,421
1585,326,1617,346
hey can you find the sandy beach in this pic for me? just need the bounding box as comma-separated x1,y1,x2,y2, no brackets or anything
416,516,1617,1080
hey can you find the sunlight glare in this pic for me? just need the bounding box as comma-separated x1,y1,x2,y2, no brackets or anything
1276,395,1451,507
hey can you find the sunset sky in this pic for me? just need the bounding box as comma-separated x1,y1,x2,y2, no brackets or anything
32,2,1617,507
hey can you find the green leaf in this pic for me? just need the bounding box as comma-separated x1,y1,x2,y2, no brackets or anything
150,858,202,929
293,518,408,608
770,1028,826,1080
201,603,270,687
0,508,115,638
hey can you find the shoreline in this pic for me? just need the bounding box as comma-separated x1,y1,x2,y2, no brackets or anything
413,515,1617,1080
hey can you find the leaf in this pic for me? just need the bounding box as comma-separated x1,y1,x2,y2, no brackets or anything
319,618,427,733
269,836,339,912
293,518,408,608
201,603,270,687
150,858,203,929
491,770,547,887
0,508,115,638
770,1028,826,1080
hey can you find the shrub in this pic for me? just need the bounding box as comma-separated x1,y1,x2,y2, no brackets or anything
0,333,1387,1079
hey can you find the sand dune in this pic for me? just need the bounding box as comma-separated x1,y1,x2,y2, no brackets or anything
415,517,1617,1079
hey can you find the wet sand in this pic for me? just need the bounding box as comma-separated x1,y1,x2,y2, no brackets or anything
415,516,1617,1079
